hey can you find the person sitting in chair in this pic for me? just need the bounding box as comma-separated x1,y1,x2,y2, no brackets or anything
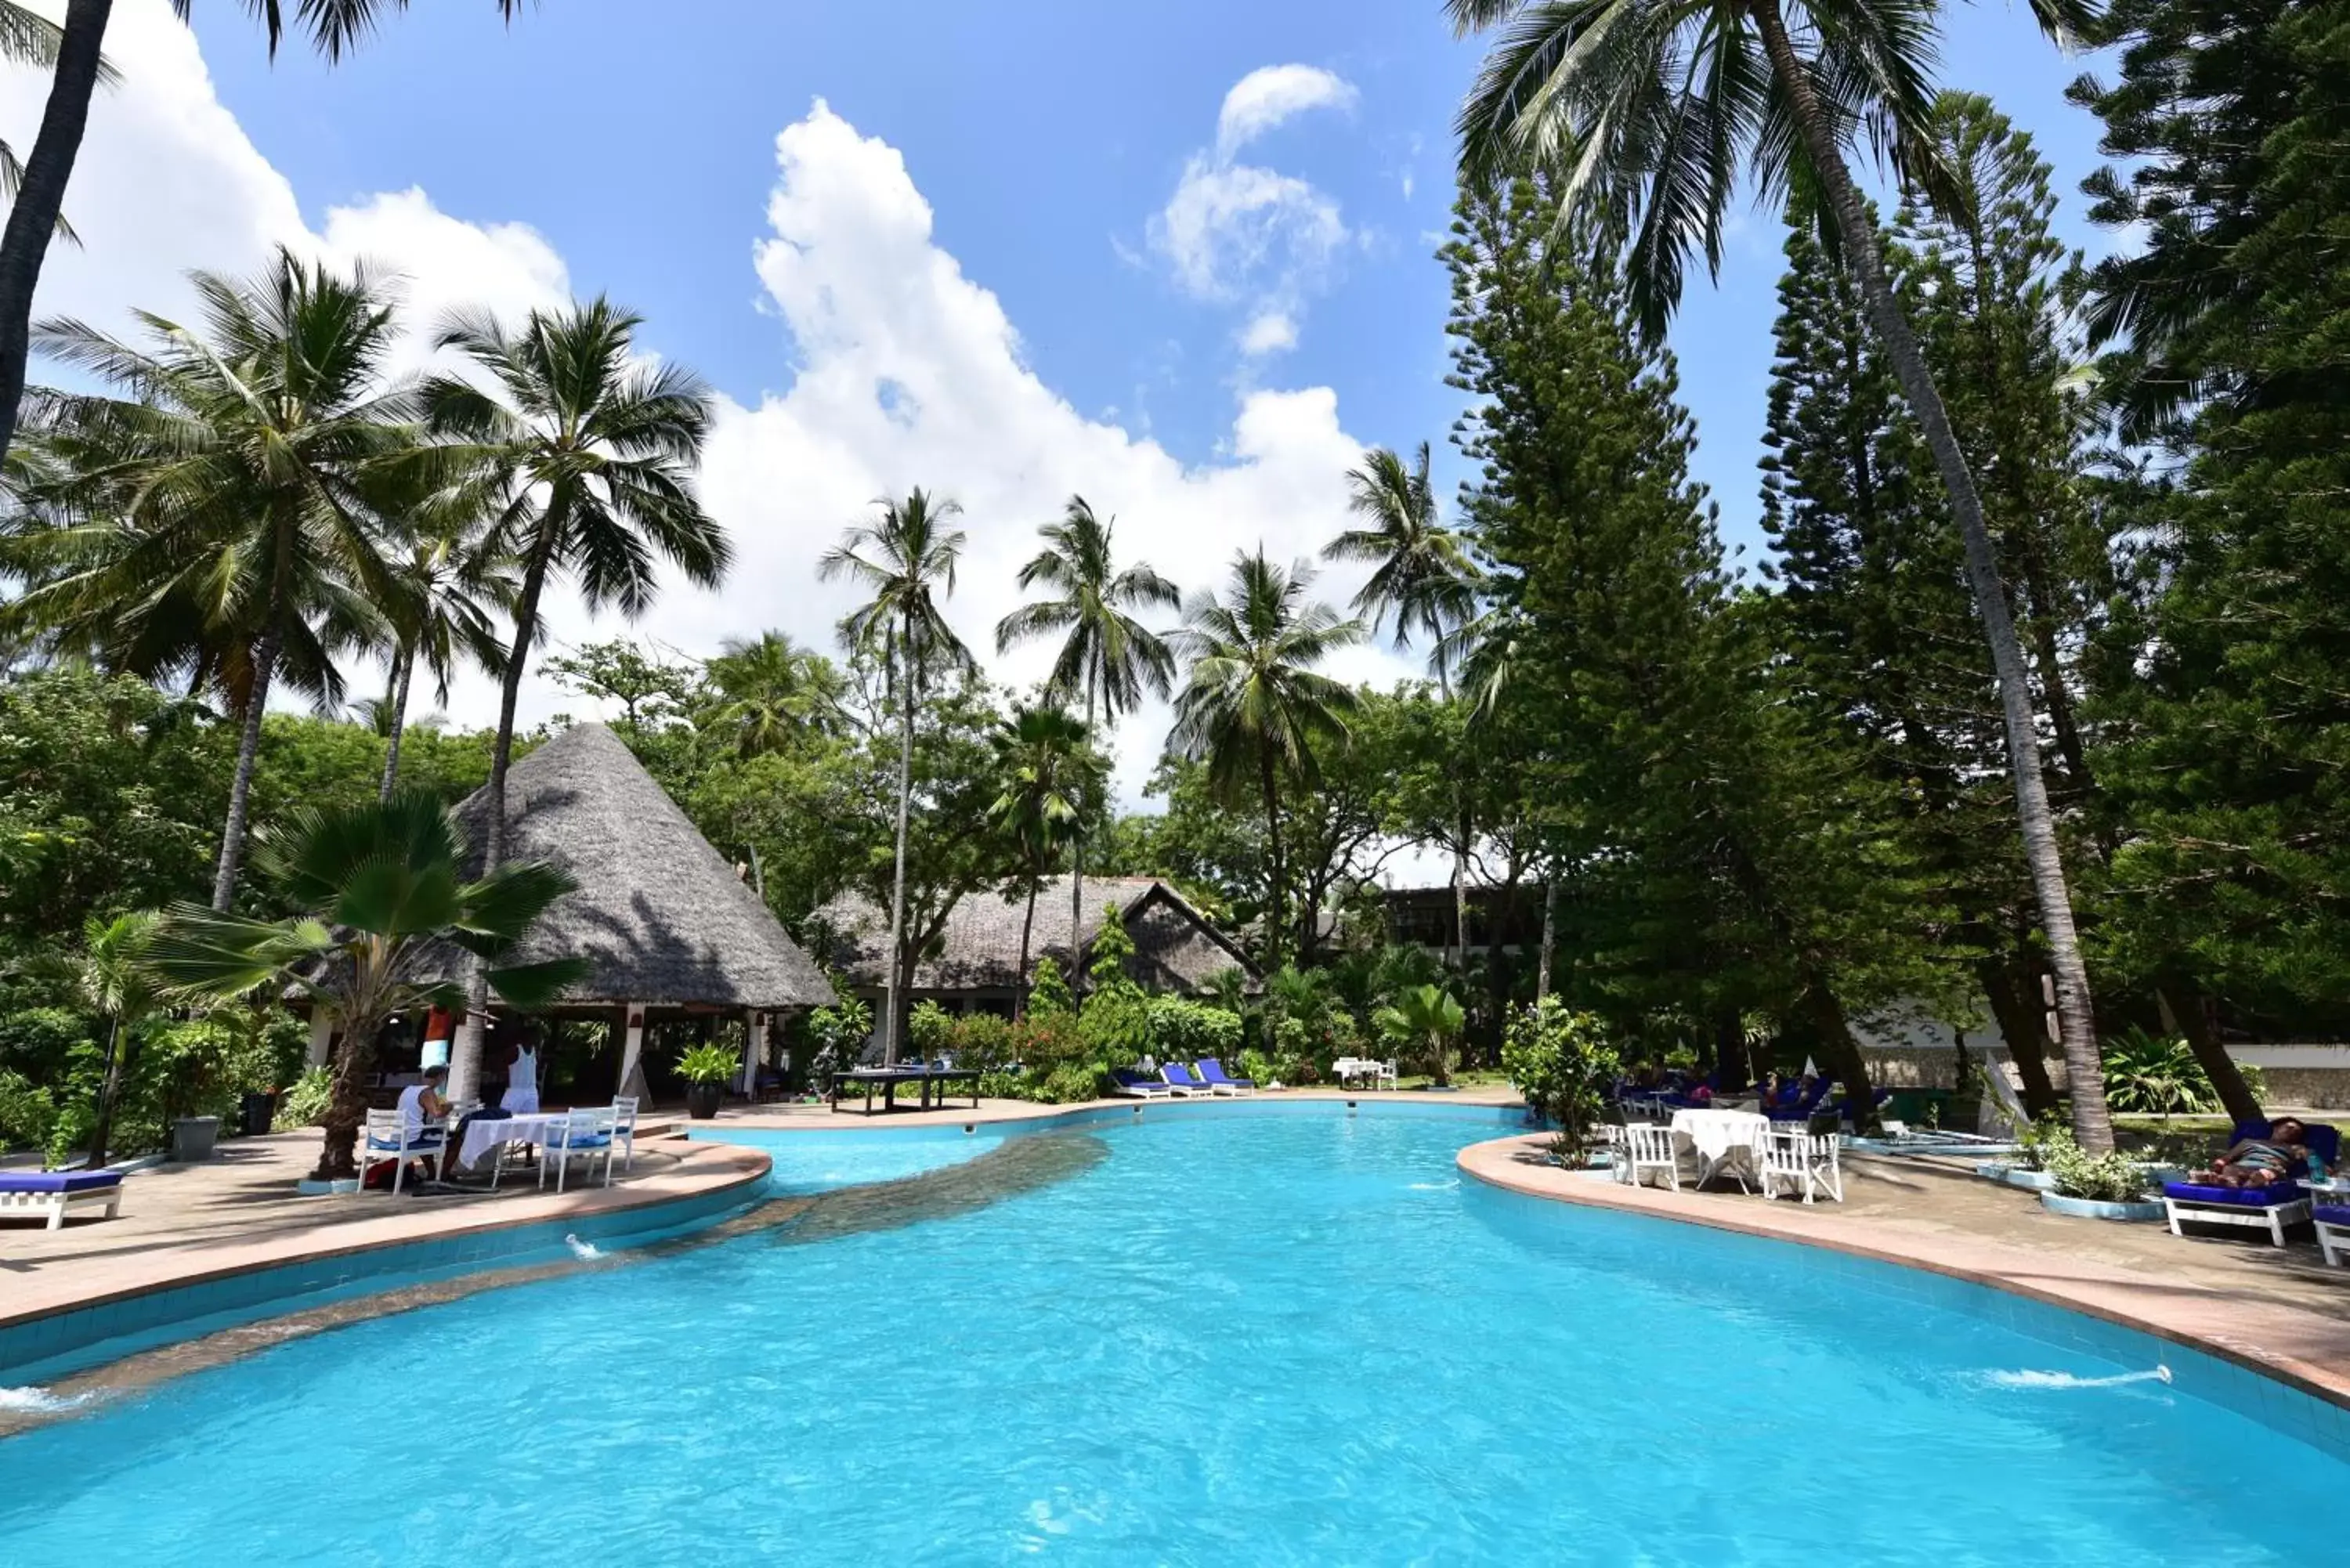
2190,1118,2310,1189
396,1064,453,1184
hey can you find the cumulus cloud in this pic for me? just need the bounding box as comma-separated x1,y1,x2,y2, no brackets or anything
1238,309,1298,357
5,14,1408,800
1215,63,1358,162
1147,63,1356,356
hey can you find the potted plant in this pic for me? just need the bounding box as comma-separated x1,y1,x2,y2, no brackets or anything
1976,1112,2063,1190
2037,1127,2164,1220
678,1042,738,1120
1501,998,1622,1170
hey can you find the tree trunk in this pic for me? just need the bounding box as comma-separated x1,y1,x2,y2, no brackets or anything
2157,977,2264,1127
880,621,917,1066
313,1013,379,1183
1713,1010,1751,1094
1071,674,1095,996
453,543,550,1104
211,620,284,911
1803,972,1881,1136
1015,877,1038,1021
1747,0,2110,1151
0,0,111,473
81,1017,123,1170
1536,873,1557,1001
1978,957,2063,1120
378,644,414,803
1258,744,1286,969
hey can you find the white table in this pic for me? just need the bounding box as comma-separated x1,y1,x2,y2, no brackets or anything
1669,1108,1770,1190
456,1111,572,1175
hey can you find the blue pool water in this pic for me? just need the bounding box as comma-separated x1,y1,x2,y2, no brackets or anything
1,1108,2341,1564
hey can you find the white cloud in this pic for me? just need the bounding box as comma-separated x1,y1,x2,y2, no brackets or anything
7,16,1408,801
1215,63,1358,162
1238,309,1297,356
1145,65,1357,359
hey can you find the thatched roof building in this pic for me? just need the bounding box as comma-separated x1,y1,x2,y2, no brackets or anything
813,874,1256,1010
428,721,834,1013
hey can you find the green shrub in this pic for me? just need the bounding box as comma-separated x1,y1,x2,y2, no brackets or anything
808,995,873,1070
273,1065,334,1130
1502,998,1621,1162
0,1068,59,1154
1144,997,1242,1063
949,1012,1015,1071
2040,1127,2154,1203
907,999,954,1059
2099,1026,2220,1116
1033,1062,1105,1104
1012,1010,1089,1073
1239,1046,1304,1089
0,1006,94,1083
1026,956,1074,1018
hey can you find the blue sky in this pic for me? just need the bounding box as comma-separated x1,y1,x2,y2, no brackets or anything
188,0,2124,565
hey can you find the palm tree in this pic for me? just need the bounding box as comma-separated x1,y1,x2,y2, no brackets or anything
1326,441,1482,975
376,497,516,800
1448,0,2114,1150
1169,550,1365,964
995,496,1180,981
422,298,726,1102
72,909,162,1169
705,630,844,757
0,1,529,479
148,793,580,1183
1376,982,1466,1088
9,248,417,911
985,703,1102,1016
0,3,114,247
820,488,973,1063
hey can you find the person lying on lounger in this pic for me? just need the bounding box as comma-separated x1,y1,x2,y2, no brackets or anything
2189,1118,2310,1188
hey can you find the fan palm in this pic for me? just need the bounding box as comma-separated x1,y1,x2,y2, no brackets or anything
1326,441,1482,973
1169,550,1365,964
5,247,418,911
0,1,529,476
704,630,844,757
421,297,725,1100
1448,0,2114,1150
995,496,1180,979
71,909,163,1169
985,703,1102,1017
1375,982,1466,1088
820,487,973,1062
147,793,580,1183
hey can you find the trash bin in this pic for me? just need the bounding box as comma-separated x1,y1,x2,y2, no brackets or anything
239,1090,278,1137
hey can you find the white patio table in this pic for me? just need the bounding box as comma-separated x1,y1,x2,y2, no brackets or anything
456,1111,572,1178
1668,1108,1770,1191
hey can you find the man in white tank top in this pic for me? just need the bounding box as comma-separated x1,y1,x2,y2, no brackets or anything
501,1039,540,1115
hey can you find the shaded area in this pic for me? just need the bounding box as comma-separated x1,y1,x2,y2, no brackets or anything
0,1131,1107,1440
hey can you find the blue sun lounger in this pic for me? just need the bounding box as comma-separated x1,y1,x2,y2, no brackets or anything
1193,1058,1256,1096
1159,1063,1211,1096
2160,1120,2337,1247
0,1168,124,1230
1111,1068,1172,1099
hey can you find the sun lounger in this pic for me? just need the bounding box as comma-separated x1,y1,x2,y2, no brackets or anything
1193,1058,1256,1096
1111,1069,1172,1099
2160,1180,2311,1246
1159,1063,1211,1096
0,1169,124,1230
2315,1203,2350,1268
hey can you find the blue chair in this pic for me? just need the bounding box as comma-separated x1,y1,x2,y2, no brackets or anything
1110,1068,1170,1099
1194,1058,1256,1097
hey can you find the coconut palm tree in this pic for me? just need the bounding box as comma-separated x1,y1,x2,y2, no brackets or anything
376,497,516,800
1325,441,1482,974
0,1,529,479
1169,550,1365,964
705,630,844,757
820,487,973,1063
72,909,163,1169
985,703,1102,1016
421,297,726,1101
8,248,418,911
0,2,113,246
1447,0,2114,1150
995,496,1180,981
1376,982,1466,1088
147,793,580,1183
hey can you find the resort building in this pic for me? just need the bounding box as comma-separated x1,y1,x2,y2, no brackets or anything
813,873,1257,1017
304,722,834,1100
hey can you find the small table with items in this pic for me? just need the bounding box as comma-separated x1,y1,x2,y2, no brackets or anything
1668,1107,1771,1190
453,1111,573,1179
829,1065,983,1115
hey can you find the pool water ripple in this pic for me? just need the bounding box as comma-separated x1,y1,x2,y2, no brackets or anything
0,1111,2337,1565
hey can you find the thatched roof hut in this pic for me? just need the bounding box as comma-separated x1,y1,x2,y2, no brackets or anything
813,874,1256,1009
418,721,833,1013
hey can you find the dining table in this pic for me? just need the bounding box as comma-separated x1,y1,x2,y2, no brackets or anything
1668,1107,1770,1190
454,1111,573,1177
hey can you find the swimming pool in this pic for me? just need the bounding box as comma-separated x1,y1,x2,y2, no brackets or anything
1,1106,2340,1563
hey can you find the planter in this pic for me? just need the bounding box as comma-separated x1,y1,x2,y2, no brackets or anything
1976,1162,2059,1191
168,1115,220,1162
295,1176,360,1197
2040,1190,2163,1222
685,1082,724,1120
238,1090,278,1137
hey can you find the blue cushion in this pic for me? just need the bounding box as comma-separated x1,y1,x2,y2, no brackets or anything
2162,1180,2306,1206
559,1133,611,1150
0,1170,121,1194
2313,1204,2350,1227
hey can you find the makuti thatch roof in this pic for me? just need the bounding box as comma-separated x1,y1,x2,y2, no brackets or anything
814,875,1257,997
424,722,833,1012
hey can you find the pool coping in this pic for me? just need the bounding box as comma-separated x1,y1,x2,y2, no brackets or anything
0,1141,771,1349
1457,1133,2350,1418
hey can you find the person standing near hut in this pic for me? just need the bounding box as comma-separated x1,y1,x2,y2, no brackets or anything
501,1034,540,1115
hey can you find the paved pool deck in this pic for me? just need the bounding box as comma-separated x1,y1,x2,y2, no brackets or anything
1459,1133,2350,1411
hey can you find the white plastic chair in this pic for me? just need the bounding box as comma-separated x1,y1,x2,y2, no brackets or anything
609,1096,638,1173
360,1107,444,1196
2317,1211,2348,1268
1623,1122,1683,1191
1376,1059,1400,1092
538,1106,617,1192
1763,1129,1843,1204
